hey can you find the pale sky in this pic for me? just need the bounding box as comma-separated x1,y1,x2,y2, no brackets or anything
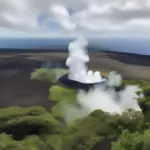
0,0,150,38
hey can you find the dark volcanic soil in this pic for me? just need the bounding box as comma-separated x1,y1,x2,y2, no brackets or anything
0,51,150,110
0,57,55,109
0,68,54,109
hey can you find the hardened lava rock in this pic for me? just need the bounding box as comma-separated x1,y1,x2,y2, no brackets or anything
58,73,111,91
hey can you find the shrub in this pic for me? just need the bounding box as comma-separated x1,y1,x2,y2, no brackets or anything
51,101,66,118
111,130,150,150
49,85,77,104
0,134,50,150
0,107,61,140
0,133,24,150
45,134,63,150
58,109,144,150
49,86,78,122
30,68,68,83
23,135,48,150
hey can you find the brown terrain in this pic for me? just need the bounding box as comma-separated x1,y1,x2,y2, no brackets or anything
0,51,150,110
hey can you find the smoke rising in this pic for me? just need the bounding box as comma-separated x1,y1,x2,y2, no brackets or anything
107,71,122,87
63,77,142,124
50,4,142,124
66,36,107,83
64,38,143,123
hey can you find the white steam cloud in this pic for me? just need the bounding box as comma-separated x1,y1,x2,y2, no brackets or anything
66,36,107,83
63,79,142,124
50,4,143,124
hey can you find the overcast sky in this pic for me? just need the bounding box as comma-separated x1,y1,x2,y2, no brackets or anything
0,0,150,38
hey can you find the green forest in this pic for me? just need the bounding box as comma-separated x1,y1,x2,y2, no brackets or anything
0,68,149,150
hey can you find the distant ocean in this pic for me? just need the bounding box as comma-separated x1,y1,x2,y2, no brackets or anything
0,37,149,55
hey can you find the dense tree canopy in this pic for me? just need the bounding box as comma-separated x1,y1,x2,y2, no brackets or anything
112,129,150,150
0,105,146,150
0,70,149,149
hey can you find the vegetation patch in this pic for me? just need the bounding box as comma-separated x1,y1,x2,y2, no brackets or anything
49,85,77,103
0,71,146,149
0,106,61,140
111,129,150,150
30,68,68,83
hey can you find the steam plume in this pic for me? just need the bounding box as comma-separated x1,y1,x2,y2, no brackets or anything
50,4,142,124
63,79,142,124
66,36,106,83
64,38,142,123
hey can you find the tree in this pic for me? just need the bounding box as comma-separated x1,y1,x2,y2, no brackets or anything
111,130,150,150
0,78,149,150
0,106,61,140
59,109,144,150
0,133,24,150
